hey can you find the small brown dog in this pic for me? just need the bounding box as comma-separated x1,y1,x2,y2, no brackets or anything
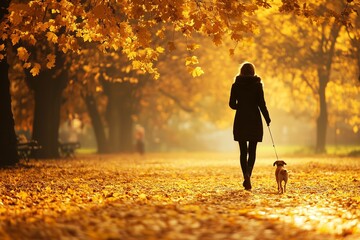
273,160,288,194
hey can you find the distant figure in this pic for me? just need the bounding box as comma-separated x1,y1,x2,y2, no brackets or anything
67,113,83,143
134,124,145,155
229,62,271,190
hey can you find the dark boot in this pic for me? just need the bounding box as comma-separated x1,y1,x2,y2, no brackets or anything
243,174,251,190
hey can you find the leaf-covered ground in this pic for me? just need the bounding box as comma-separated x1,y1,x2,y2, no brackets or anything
0,152,359,240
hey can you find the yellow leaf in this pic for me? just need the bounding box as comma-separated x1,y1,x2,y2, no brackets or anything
187,44,200,51
46,32,58,44
132,60,142,69
9,11,23,25
46,54,56,69
36,22,49,32
17,191,28,200
49,25,57,32
0,44,4,51
83,33,92,42
185,56,199,66
23,62,31,69
191,66,204,77
156,46,165,53
0,54,4,61
11,33,20,45
128,51,137,60
72,177,80,182
138,193,147,200
30,63,41,76
112,43,119,51
17,47,30,62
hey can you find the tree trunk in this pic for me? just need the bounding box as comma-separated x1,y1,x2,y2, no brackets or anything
0,53,19,167
0,0,18,167
316,76,327,153
118,100,133,152
83,93,108,153
315,23,340,153
103,81,134,153
26,57,68,158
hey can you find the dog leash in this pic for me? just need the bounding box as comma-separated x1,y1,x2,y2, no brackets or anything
267,126,279,160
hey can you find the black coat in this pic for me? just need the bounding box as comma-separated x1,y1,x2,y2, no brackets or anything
229,75,271,142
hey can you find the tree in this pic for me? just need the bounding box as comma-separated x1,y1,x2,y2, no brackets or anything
0,0,18,167
251,0,359,153
25,47,69,158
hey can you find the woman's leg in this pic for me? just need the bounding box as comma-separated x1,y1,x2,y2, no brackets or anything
247,141,258,177
238,141,248,178
239,141,252,190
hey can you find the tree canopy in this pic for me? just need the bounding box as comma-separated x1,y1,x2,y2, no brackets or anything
3,0,355,75
2,0,360,155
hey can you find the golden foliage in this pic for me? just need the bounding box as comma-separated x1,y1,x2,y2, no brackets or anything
0,154,359,239
2,0,303,79
1,0,356,83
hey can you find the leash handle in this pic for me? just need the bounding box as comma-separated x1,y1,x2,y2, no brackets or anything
267,126,279,160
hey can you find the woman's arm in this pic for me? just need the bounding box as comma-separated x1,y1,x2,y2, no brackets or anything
258,85,271,125
229,84,238,110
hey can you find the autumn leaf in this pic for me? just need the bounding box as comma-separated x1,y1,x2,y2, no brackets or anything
23,62,31,69
11,33,20,45
46,32,58,44
187,44,200,51
17,47,30,62
46,54,56,69
51,9,60,14
9,11,23,25
213,33,222,46
185,56,199,66
132,60,142,69
156,46,165,53
30,63,41,76
190,66,204,77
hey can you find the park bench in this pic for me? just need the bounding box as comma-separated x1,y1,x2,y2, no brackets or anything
59,142,81,158
17,140,41,162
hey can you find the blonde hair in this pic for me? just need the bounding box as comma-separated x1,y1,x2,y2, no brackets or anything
240,62,255,76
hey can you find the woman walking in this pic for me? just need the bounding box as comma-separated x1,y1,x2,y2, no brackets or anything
229,62,271,190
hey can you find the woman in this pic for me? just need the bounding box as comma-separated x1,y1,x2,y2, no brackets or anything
229,62,271,190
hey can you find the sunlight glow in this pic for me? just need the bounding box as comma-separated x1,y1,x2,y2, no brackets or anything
280,206,359,235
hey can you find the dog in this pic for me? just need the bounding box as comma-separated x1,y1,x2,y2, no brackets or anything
273,160,288,194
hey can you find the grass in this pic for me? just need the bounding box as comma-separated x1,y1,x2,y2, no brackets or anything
77,145,360,158
257,144,360,158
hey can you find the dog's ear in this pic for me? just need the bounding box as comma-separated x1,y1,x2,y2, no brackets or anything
273,161,277,166
283,161,287,165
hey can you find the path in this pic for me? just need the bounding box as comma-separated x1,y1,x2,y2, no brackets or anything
0,153,359,239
